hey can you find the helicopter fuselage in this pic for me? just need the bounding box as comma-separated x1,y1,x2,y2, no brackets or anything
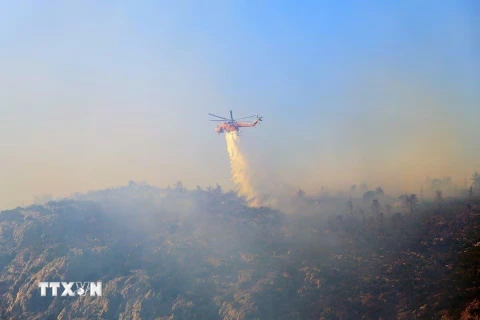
214,119,260,134
215,123,239,134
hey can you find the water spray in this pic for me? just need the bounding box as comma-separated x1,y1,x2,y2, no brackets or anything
225,132,260,207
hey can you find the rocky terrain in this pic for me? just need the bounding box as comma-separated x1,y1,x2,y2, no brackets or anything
0,182,479,319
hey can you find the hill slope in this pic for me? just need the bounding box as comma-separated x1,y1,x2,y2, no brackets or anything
0,184,479,319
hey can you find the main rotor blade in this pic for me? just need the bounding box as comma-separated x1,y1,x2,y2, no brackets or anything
208,113,229,120
235,115,258,120
210,120,227,121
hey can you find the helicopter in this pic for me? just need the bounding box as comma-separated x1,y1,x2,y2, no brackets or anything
209,110,263,134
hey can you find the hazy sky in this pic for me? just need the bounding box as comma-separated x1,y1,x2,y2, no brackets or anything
1,1,479,209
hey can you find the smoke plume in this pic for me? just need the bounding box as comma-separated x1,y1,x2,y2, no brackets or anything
225,132,260,207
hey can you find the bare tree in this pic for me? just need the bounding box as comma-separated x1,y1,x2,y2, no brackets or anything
372,199,381,216
407,194,419,213
345,198,353,216
372,199,384,229
297,189,305,199
435,190,443,208
399,194,418,213
375,187,385,196
174,181,185,193
472,172,480,192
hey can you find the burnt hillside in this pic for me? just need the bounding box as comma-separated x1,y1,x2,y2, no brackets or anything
0,184,479,319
